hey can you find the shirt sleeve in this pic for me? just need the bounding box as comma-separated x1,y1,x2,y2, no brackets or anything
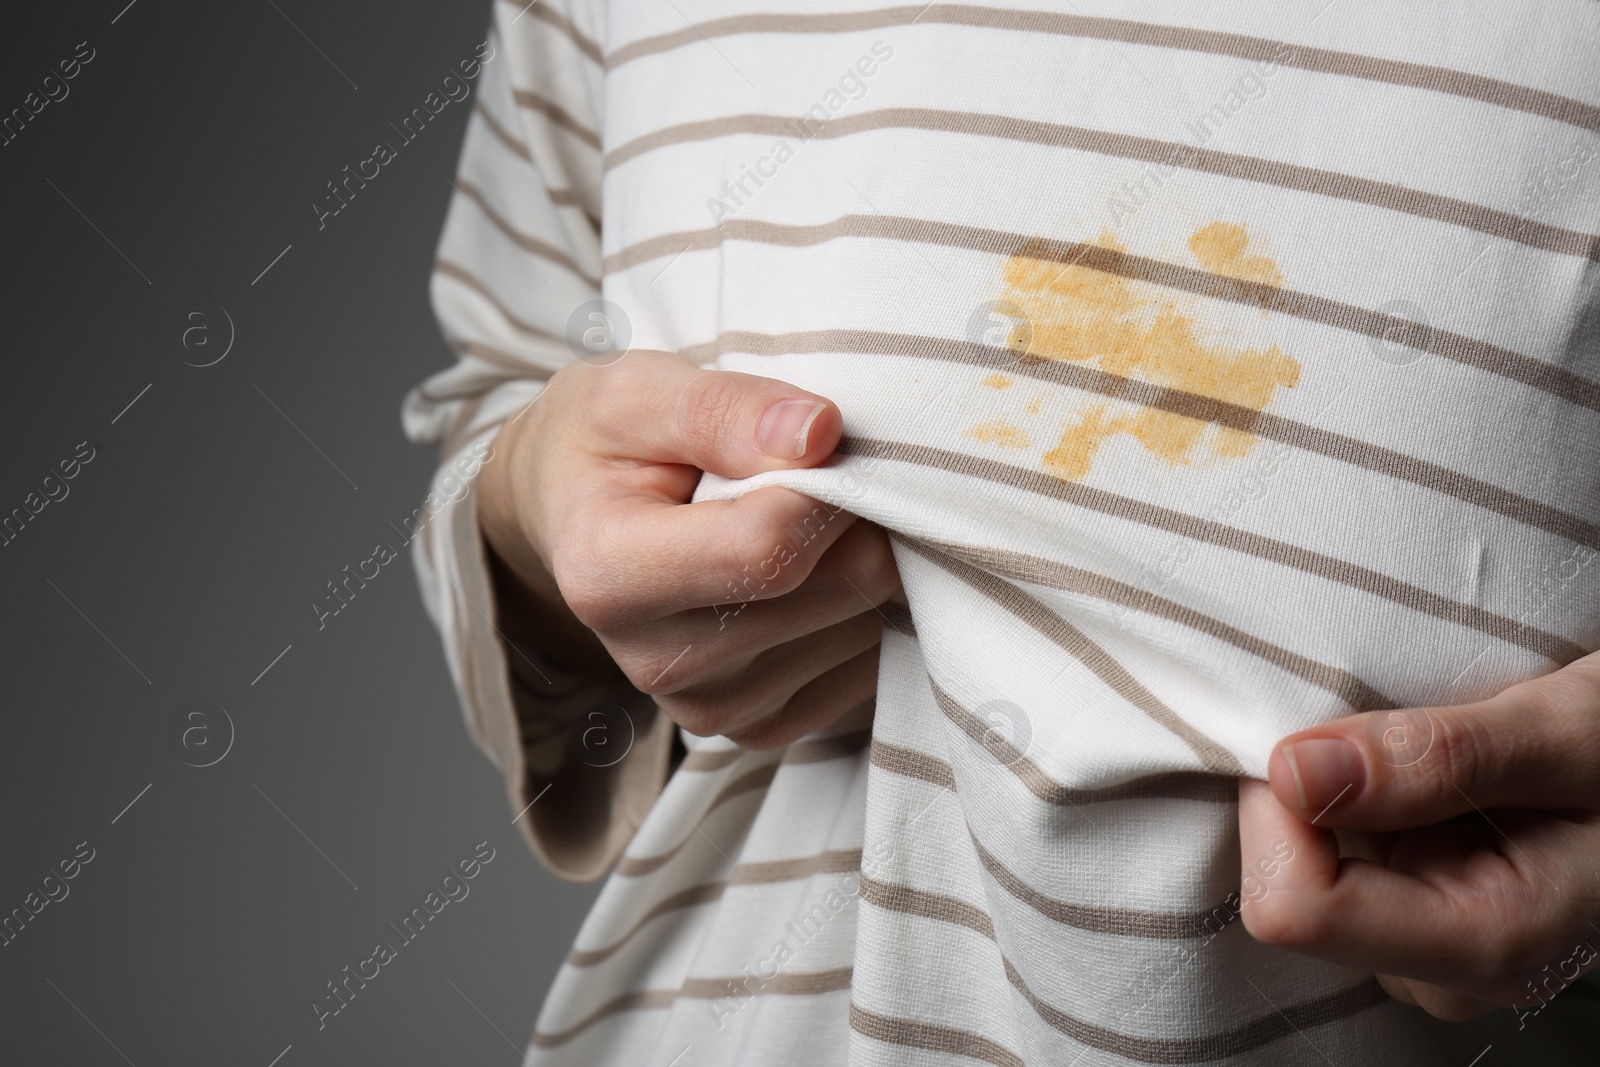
401,0,674,883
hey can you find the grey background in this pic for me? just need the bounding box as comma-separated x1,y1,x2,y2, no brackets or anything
0,1,597,1064
3,2,1598,1065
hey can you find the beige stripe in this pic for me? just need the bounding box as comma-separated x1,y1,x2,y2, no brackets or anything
1004,956,1389,1063
860,873,995,939
606,108,1599,262
870,737,957,791
782,727,872,765
709,762,778,806
870,843,1235,943
737,847,862,883
612,839,701,879
679,966,854,999
858,439,1588,664
567,881,727,966
433,258,563,341
907,330,1598,547
614,762,780,876
971,835,1231,939
850,1002,1026,1067
867,878,1329,1062
854,971,1386,1066
567,847,863,966
621,219,1600,414
471,97,531,160
533,966,855,1045
531,988,679,1048
453,179,600,285
901,539,1246,775
497,0,605,65
607,5,1600,136
878,598,916,637
885,692,1237,807
512,88,602,149
547,186,603,233
919,537,1393,710
1009,232,1599,413
693,327,1600,550
871,735,1233,807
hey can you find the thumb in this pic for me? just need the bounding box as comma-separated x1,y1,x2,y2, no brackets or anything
585,350,842,479
1266,652,1600,830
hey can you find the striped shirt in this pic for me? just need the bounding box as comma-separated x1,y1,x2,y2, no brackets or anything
403,0,1600,1063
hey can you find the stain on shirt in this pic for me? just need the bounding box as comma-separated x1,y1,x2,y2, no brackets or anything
981,223,1300,482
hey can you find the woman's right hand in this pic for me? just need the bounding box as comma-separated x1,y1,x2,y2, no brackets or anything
475,350,901,749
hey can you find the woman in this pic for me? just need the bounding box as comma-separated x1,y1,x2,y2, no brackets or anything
404,1,1600,1062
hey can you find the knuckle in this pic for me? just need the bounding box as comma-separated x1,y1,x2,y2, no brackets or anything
1529,668,1600,723
680,377,744,455
791,500,848,546
621,645,685,697
726,522,776,572
843,530,899,601
558,360,613,423
1240,892,1328,951
1483,940,1529,987
1469,881,1552,979
1479,924,1541,986
1572,652,1600,701
548,551,614,630
1431,710,1493,802
721,526,803,601
660,693,730,738
610,648,659,695
565,589,621,633
545,358,586,395
1493,670,1600,800
750,551,809,600
553,512,636,631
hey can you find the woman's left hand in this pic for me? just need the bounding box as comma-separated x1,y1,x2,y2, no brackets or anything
1237,651,1600,1022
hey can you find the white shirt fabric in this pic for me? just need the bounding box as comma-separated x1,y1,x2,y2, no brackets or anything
404,1,1600,1063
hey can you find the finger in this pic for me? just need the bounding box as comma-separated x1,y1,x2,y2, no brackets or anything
579,350,843,476
727,646,881,750
1241,778,1577,985
1394,980,1502,1022
1332,827,1395,866
607,521,899,677
1238,778,1452,975
561,489,862,626
1266,650,1600,830
655,612,886,739
1235,777,1440,979
1375,974,1418,1007
1237,777,1340,928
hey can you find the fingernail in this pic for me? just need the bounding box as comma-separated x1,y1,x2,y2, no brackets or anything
1281,738,1366,815
759,400,826,459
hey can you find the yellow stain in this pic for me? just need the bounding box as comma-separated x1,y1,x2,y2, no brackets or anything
982,372,1014,389
1189,221,1283,290
990,224,1299,480
971,418,1031,449
1025,392,1044,415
